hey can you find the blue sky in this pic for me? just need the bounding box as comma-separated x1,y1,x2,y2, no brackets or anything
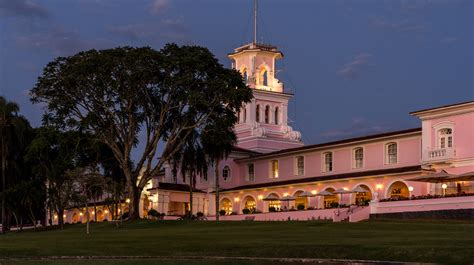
0,0,472,145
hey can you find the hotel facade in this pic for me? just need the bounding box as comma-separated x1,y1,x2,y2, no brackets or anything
61,41,474,224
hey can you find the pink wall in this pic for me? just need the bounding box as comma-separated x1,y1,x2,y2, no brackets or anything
371,196,474,214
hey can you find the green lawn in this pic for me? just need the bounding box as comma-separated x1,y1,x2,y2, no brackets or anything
0,220,473,264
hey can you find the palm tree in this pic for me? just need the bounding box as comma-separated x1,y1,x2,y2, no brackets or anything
0,96,31,233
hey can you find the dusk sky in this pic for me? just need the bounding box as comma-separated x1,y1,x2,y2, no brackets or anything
0,0,472,145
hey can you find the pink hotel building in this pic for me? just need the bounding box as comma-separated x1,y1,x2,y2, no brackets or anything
61,41,473,224
147,41,474,222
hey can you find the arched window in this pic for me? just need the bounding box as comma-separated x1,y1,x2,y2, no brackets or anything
438,128,453,148
323,152,333,172
274,107,279,124
262,70,268,86
222,166,231,182
264,105,270,123
354,148,364,168
256,105,260,122
220,198,233,215
243,196,256,212
386,143,397,164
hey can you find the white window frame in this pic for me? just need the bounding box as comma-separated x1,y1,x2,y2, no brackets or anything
322,152,333,173
385,142,398,165
353,147,364,169
246,163,255,182
222,165,231,182
437,128,453,149
294,156,305,176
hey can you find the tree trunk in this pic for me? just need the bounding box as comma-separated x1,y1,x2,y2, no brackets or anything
189,174,194,219
29,207,37,231
57,207,64,229
85,203,90,235
128,184,141,219
215,160,220,222
12,212,19,232
93,202,97,222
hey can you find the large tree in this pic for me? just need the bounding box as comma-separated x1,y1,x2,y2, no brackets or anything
31,44,252,219
0,96,33,233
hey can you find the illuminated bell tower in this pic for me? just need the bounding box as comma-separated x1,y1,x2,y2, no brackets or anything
229,1,303,153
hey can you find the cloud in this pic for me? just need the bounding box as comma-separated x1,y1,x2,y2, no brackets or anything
15,27,111,56
0,0,50,18
337,53,373,79
319,118,390,139
150,0,169,14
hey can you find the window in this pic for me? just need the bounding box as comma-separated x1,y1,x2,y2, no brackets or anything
270,160,279,178
354,148,363,169
264,105,270,123
386,143,397,164
237,111,240,123
295,156,304,175
243,108,247,123
323,152,333,172
247,163,255,181
243,71,248,82
274,107,279,124
256,105,260,122
438,128,453,148
262,70,268,86
222,166,231,182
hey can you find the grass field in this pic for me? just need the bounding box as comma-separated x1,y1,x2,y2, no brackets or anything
0,219,472,264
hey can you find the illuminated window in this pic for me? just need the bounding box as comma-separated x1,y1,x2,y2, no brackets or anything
354,148,363,168
270,160,279,178
386,143,397,164
323,152,333,172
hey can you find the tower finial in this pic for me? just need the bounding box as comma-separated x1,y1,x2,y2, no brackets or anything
253,0,258,44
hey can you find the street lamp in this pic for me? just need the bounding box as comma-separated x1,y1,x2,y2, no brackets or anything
442,183,448,196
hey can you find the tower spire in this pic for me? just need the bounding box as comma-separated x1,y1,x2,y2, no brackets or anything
253,0,258,44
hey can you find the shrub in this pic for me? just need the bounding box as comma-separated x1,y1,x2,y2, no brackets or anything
297,204,305,210
219,210,227,216
121,212,130,219
306,207,315,210
196,212,204,217
242,208,250,214
253,209,262,214
148,209,160,217
330,202,339,208
268,206,276,212
231,211,238,215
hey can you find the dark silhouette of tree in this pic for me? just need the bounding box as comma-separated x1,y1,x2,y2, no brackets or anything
31,44,252,219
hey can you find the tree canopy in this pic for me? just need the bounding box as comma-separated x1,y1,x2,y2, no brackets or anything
31,44,252,218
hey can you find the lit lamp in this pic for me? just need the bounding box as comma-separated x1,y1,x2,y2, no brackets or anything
442,183,448,196
283,192,289,197
125,198,131,203
258,195,263,200
311,190,317,195
375,184,383,190
234,197,240,202
408,186,414,192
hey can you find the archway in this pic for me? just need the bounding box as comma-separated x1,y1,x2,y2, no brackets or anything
96,210,104,221
387,181,409,199
293,190,308,209
243,196,256,212
353,184,373,205
266,193,281,211
220,198,233,215
323,188,338,208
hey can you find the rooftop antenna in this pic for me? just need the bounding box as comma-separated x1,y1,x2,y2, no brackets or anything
253,0,258,44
